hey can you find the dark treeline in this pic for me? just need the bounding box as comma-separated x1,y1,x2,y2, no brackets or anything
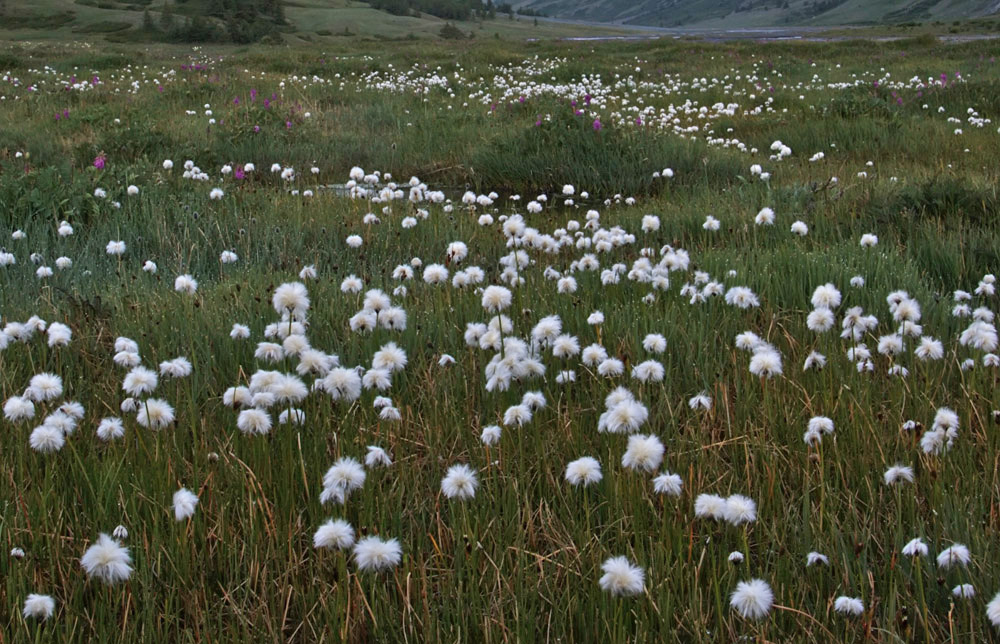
368,0,543,20
148,0,286,44
369,0,481,20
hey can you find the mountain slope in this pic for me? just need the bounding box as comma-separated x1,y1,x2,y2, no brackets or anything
0,0,633,43
516,0,1000,28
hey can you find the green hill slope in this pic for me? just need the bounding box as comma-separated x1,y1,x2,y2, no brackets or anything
516,0,1000,28
0,0,633,43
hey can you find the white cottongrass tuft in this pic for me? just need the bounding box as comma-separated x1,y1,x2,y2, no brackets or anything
883,464,914,486
643,334,667,353
834,596,864,616
652,471,683,496
503,404,532,427
621,434,664,472
321,368,362,403
364,446,392,468
480,425,501,445
174,274,198,294
987,591,1000,628
321,457,366,505
26,373,63,402
352,536,402,572
694,494,727,520
748,347,782,378
723,495,757,525
237,408,271,435
272,282,310,319
159,357,192,378
598,556,645,596
806,552,829,566
811,283,842,309
565,457,602,487
688,392,712,410
481,285,513,312
936,543,971,569
123,366,158,396
4,396,35,422
80,533,132,584
314,519,355,550
441,464,478,500
754,207,775,226
599,398,649,434
730,579,774,620
172,488,199,521
29,425,64,453
953,584,976,599
22,594,56,620
97,417,125,442
372,343,408,372
902,538,929,558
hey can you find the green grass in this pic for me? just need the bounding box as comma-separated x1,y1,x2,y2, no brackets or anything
1,35,1000,642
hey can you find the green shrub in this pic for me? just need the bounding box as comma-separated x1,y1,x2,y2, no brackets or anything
439,22,467,40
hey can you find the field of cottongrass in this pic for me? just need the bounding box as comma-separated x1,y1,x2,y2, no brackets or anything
2,36,1000,642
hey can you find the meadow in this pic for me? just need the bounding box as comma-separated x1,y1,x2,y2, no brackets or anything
2,34,1000,642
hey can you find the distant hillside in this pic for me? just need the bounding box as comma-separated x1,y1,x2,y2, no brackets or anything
514,0,1000,28
0,0,631,43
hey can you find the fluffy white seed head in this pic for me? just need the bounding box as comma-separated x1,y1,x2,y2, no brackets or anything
22,594,56,620
621,434,664,472
834,596,864,616
352,536,401,572
599,556,645,596
314,519,355,550
80,533,132,585
730,579,774,620
441,464,478,500
172,488,199,521
565,457,602,487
